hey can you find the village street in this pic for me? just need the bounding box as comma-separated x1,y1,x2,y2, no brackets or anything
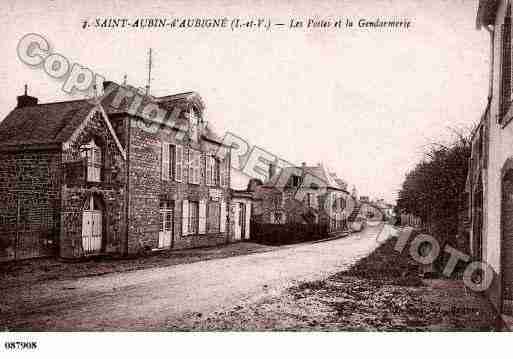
0,223,392,331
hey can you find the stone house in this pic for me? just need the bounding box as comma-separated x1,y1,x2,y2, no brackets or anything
250,162,355,236
470,0,513,319
0,82,244,261
358,198,385,222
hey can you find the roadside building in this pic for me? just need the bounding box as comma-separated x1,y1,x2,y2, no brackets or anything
0,82,241,261
358,197,384,222
470,0,513,319
250,162,355,237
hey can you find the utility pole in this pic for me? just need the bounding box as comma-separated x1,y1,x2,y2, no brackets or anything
146,48,152,96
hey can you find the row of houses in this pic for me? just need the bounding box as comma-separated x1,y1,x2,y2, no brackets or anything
0,82,252,261
248,162,389,240
0,80,388,262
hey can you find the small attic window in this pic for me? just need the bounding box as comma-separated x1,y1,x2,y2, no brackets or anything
80,139,102,182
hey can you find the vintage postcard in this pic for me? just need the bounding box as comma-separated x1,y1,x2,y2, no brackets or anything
0,0,510,356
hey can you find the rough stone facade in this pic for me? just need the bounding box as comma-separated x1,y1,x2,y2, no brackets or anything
251,164,355,235
122,116,232,253
59,109,126,259
0,149,62,261
0,87,239,261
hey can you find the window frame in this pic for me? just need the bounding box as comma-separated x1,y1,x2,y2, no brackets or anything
188,149,201,185
81,139,102,183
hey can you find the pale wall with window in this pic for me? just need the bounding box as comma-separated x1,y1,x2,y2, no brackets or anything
480,0,513,309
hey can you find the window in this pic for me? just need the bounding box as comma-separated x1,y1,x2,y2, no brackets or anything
205,156,219,186
207,201,220,233
306,193,312,207
188,201,199,234
162,143,185,182
188,149,201,184
81,139,102,182
501,4,512,120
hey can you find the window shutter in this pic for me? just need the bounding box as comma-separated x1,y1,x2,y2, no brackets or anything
188,150,194,184
500,12,512,119
245,203,251,239
182,200,189,236
220,201,227,233
161,142,170,180
206,156,212,186
175,145,183,182
199,200,206,234
195,152,201,184
214,159,220,186
220,160,228,188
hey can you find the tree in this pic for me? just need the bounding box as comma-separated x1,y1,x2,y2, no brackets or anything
396,130,471,249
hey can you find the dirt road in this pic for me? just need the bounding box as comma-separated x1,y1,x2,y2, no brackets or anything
1,223,390,331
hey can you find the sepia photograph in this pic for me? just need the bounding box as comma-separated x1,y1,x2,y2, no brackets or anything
0,0,510,356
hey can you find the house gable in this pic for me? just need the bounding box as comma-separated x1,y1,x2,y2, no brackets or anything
63,105,126,160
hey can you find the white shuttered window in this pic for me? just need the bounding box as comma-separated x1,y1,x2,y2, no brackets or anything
161,142,170,180
220,201,227,233
188,149,201,184
175,145,183,182
199,200,206,234
182,200,189,236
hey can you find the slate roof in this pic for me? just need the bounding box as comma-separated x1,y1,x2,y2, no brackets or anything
0,99,95,147
265,163,347,191
0,82,224,149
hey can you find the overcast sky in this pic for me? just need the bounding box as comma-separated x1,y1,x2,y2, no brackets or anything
0,0,489,203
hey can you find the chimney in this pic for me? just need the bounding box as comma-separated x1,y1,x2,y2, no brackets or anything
16,85,38,108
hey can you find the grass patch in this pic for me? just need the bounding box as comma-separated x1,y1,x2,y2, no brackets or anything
334,234,423,287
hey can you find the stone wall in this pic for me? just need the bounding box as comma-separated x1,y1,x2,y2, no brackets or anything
60,109,126,259
0,149,62,261
126,118,232,253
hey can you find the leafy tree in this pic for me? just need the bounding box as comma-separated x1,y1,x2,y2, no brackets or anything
396,130,471,249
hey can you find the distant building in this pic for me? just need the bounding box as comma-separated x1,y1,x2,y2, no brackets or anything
357,197,384,222
250,162,356,235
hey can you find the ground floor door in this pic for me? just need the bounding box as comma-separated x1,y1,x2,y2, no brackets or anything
82,210,102,255
159,202,173,248
502,171,513,314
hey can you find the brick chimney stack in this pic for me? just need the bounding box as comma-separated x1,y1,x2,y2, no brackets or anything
17,84,38,108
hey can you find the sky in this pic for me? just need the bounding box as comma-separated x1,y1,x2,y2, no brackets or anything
0,0,490,203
